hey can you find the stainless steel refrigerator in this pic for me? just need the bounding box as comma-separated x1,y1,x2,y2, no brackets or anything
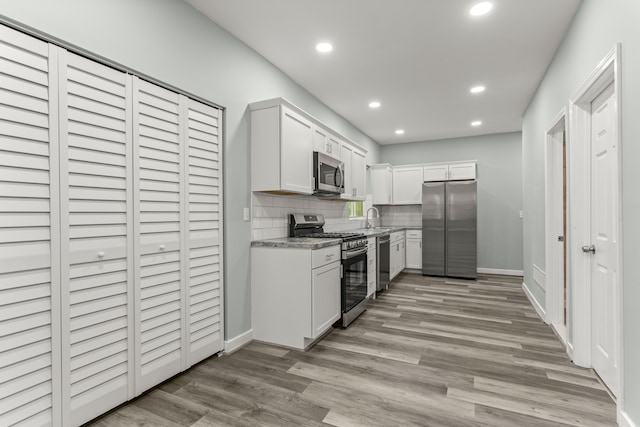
422,180,477,279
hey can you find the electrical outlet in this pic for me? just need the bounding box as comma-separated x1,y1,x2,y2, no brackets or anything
519,210,524,219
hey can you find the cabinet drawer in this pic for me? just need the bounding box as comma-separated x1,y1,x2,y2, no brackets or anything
391,231,405,243
406,230,421,239
312,244,341,268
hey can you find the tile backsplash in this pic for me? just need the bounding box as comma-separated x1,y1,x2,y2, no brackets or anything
378,205,422,227
251,193,367,240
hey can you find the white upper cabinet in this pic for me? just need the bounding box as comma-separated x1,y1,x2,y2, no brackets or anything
312,126,340,159
448,162,476,180
371,164,393,205
251,103,313,195
424,162,476,181
352,147,366,200
339,143,366,201
250,98,367,199
423,164,449,182
393,166,423,204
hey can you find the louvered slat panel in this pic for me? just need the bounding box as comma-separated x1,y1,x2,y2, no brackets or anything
59,51,132,427
133,78,183,393
0,25,58,427
184,99,223,366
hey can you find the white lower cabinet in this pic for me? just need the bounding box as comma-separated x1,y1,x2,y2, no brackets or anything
252,244,341,349
405,230,422,270
367,237,377,298
0,24,223,427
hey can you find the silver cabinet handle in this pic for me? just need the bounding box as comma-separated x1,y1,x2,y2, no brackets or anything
582,245,596,254
325,253,334,259
97,251,105,258
159,245,166,251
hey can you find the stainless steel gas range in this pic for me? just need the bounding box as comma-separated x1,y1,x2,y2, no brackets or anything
289,214,368,327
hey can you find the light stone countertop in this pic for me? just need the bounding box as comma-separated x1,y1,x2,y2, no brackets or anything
251,237,342,249
251,226,421,249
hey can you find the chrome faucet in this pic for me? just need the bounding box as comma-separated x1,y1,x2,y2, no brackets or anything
365,206,380,229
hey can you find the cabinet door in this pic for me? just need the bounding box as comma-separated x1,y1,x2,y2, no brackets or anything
340,143,353,199
327,135,341,158
312,126,339,159
132,78,184,394
424,165,449,182
406,239,422,269
352,148,366,200
448,162,476,180
371,165,392,205
281,107,312,194
311,262,341,338
59,51,134,426
393,167,423,204
0,27,61,427
312,126,328,155
184,98,223,366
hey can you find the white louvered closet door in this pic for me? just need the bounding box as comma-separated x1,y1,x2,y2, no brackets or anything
184,99,223,366
58,50,134,426
0,26,60,427
132,78,185,393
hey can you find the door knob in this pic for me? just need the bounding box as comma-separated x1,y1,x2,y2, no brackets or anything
97,251,105,258
581,245,596,254
159,245,166,251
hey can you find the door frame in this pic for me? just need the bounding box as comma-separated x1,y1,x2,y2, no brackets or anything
568,44,623,396
544,108,568,346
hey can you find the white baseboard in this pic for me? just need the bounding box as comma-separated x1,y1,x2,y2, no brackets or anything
224,329,253,354
522,281,546,320
477,268,524,276
551,322,567,346
533,264,546,290
619,410,638,427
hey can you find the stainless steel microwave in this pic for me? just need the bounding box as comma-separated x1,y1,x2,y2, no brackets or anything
313,151,344,195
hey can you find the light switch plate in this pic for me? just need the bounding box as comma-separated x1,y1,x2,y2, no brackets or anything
519,210,524,219
243,207,250,221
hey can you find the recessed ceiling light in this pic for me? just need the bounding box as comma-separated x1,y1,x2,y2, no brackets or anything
395,129,405,135
316,42,333,53
470,2,493,16
471,121,482,127
470,85,486,94
369,101,381,109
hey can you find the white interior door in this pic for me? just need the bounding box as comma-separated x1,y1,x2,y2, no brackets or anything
184,98,224,366
132,78,185,393
58,50,134,426
589,83,618,395
0,26,60,427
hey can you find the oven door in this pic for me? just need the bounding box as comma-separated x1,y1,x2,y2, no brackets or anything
341,247,367,313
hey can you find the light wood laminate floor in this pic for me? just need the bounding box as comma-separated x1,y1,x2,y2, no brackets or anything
87,273,617,427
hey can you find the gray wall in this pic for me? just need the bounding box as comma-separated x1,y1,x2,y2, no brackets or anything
0,0,380,341
522,0,639,422
380,132,524,272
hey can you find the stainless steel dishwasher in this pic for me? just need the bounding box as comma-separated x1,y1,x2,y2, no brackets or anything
377,235,390,291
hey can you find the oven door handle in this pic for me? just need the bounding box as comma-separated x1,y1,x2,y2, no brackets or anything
343,247,367,259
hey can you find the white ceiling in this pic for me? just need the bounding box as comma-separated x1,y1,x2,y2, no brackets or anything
184,0,581,145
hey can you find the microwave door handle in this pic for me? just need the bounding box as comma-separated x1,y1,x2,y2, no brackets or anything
335,164,344,191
